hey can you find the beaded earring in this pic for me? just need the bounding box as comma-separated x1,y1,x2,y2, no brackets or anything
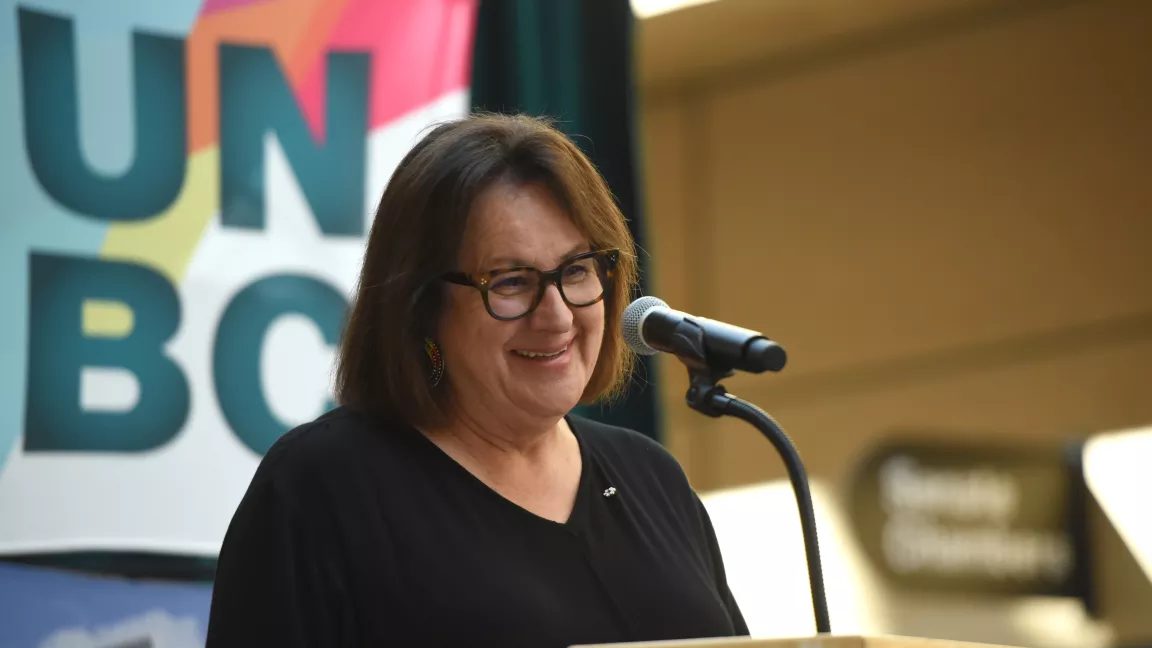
424,337,444,387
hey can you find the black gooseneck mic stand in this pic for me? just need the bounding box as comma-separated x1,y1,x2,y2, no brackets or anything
668,318,832,635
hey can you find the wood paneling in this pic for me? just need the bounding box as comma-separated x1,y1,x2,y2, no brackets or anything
639,0,1152,491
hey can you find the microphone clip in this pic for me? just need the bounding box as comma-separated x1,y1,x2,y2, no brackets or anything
666,317,736,418
686,370,734,419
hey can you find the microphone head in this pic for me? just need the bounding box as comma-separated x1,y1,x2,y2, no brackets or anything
621,296,668,356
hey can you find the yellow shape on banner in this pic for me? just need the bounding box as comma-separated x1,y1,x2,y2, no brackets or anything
82,300,134,338
99,148,219,284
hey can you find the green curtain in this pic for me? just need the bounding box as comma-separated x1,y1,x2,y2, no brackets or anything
471,0,662,441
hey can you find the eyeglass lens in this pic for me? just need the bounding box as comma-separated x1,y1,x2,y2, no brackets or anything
486,257,605,319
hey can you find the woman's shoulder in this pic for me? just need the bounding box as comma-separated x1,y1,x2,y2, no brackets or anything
249,406,414,496
568,413,669,455
264,405,388,457
568,413,693,491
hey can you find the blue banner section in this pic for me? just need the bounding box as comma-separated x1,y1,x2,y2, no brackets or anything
0,562,211,648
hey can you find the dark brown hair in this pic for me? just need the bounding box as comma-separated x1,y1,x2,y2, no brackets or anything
335,113,639,427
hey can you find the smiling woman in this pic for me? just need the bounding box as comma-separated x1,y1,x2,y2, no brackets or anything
336,114,638,429
205,113,749,648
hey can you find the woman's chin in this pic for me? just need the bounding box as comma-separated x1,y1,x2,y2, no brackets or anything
509,385,585,419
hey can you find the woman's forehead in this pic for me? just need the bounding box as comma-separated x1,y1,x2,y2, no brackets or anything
460,183,588,268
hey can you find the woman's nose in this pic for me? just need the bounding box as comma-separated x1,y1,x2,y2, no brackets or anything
530,283,574,330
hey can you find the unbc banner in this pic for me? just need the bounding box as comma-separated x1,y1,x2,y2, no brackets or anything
0,0,476,556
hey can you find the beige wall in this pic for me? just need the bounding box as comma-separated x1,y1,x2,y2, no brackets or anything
639,0,1152,492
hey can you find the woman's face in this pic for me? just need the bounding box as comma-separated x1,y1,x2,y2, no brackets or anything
437,181,605,424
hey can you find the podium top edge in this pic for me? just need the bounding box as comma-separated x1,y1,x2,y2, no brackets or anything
570,634,1022,648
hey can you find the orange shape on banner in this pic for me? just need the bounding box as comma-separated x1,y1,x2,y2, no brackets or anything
185,0,343,152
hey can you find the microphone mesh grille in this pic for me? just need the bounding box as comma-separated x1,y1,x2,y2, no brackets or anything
621,296,668,356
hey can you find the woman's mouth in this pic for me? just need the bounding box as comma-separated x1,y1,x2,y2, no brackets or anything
512,346,568,360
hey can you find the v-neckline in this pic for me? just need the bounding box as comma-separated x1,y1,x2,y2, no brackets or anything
403,415,593,531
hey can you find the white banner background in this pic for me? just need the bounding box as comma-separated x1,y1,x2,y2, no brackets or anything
0,0,476,556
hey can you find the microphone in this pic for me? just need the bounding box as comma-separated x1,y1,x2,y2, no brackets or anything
621,296,786,374
621,295,831,635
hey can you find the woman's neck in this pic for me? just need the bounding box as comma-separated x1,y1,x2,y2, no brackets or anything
425,401,570,469
419,401,584,524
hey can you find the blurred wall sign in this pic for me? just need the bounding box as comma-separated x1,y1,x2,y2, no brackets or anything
846,436,1078,597
0,1,477,557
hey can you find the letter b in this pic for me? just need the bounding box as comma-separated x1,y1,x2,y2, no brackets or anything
24,254,189,452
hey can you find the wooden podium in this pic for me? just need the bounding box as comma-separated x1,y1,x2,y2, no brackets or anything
573,635,1020,648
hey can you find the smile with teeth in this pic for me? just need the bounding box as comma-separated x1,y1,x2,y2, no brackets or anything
513,346,568,359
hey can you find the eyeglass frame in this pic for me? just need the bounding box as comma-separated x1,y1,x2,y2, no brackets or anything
440,248,621,321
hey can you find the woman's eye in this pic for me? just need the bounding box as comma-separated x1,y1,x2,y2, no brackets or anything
493,276,529,291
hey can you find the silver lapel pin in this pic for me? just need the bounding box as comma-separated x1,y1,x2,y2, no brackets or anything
602,486,617,498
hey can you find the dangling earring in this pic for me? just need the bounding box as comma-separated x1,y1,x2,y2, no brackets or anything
424,337,444,387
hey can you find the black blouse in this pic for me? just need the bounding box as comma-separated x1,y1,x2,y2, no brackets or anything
205,406,748,647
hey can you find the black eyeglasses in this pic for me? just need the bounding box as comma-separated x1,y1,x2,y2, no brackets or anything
441,249,620,321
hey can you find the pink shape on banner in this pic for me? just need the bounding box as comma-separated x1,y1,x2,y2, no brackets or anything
294,0,477,139
200,0,271,15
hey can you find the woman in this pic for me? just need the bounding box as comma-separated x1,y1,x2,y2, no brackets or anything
206,113,748,647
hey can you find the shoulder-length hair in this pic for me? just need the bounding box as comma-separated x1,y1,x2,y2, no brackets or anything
335,113,639,428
